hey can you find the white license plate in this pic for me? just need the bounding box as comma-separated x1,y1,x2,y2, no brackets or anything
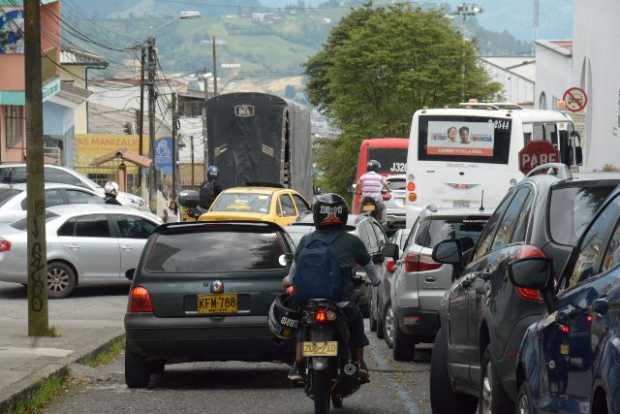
453,200,470,208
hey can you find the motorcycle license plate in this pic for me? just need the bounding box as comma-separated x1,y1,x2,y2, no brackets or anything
303,341,338,357
362,204,376,213
197,294,238,314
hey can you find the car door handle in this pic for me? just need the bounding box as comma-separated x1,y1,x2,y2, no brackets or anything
424,276,437,283
67,244,80,251
120,245,133,251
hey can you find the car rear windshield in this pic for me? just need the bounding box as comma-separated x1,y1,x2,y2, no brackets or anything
549,184,618,246
144,230,287,273
367,148,408,174
0,188,22,207
10,212,59,230
210,193,272,214
415,215,489,248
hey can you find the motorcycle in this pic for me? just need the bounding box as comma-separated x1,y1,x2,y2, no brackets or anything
299,298,361,414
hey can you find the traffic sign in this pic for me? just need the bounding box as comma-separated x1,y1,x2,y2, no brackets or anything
562,87,588,113
518,140,560,175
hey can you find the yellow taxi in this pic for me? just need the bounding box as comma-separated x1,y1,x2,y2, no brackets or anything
199,186,312,227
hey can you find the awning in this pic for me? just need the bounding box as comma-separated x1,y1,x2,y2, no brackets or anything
0,77,61,106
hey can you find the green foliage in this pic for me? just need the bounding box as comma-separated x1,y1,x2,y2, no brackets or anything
79,336,125,368
306,5,501,196
9,374,66,414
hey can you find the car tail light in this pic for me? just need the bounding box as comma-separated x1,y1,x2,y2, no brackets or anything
514,246,546,302
383,192,392,201
404,252,441,273
408,193,418,203
128,286,153,313
286,286,295,296
0,239,10,252
386,259,397,273
407,182,416,192
559,324,570,334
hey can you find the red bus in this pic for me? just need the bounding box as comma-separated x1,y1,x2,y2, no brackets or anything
352,138,409,213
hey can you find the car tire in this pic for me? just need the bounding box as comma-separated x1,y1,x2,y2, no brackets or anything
431,326,478,414
47,261,77,299
515,382,535,414
392,316,415,362
479,345,514,414
125,347,151,389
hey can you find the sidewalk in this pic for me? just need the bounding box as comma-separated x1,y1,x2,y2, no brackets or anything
0,317,124,413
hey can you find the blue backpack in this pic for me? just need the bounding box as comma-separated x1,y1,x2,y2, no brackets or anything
292,232,346,303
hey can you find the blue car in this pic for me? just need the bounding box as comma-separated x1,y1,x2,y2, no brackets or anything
514,186,620,414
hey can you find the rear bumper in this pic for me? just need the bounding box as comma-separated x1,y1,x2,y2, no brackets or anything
395,307,440,342
125,313,295,363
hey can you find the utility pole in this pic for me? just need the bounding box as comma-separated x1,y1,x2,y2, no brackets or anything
24,0,49,336
138,46,146,182
147,37,157,213
190,135,195,187
455,3,482,101
202,68,209,181
171,92,178,202
212,37,218,96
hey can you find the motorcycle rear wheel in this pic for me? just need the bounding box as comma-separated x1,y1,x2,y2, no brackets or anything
313,370,331,414
332,394,343,409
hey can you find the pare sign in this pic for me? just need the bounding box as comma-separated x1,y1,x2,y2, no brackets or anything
518,141,560,175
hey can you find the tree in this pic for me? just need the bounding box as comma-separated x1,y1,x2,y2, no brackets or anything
306,5,501,196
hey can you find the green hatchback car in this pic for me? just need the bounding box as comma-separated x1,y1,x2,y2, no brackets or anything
124,221,296,388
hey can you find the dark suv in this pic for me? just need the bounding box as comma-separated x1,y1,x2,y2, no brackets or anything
429,165,620,414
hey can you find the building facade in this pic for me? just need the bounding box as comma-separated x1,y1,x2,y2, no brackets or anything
480,57,536,107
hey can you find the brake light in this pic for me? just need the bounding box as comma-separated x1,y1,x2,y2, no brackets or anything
559,324,570,334
515,287,542,302
128,286,153,313
407,182,416,192
514,246,547,302
286,286,295,296
0,239,10,252
386,259,397,273
405,252,441,272
315,308,328,323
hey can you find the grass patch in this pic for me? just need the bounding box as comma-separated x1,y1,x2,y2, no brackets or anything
79,336,125,368
8,373,67,414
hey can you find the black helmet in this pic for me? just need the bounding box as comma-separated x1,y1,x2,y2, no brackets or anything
312,193,348,229
367,160,381,173
268,293,301,340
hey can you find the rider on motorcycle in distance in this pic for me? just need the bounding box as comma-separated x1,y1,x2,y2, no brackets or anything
357,160,389,222
282,193,381,383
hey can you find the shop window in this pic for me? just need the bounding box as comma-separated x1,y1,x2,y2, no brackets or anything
5,106,25,149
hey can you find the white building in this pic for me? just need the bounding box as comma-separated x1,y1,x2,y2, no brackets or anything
535,0,620,170
480,57,536,107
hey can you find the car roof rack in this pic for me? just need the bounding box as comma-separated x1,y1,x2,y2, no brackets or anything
526,163,573,180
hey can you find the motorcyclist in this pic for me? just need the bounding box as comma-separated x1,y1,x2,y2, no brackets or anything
357,160,389,221
199,165,223,210
103,181,121,205
282,193,380,383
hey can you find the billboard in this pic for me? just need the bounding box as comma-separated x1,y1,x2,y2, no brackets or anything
426,120,495,157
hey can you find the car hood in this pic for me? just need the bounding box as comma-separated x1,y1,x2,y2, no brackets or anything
116,192,148,211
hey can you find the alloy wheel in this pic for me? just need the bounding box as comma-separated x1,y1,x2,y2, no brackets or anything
47,267,70,294
480,363,493,414
385,307,395,345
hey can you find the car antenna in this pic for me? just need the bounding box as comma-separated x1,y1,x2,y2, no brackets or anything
479,190,485,212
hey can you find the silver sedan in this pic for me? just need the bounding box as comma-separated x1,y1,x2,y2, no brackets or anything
0,204,162,298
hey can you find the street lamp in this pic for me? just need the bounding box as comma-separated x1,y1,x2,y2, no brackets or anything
454,3,483,101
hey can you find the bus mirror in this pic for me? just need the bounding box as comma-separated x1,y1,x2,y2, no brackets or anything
575,147,583,165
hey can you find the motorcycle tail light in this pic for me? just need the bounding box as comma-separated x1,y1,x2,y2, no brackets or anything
315,308,329,323
286,286,295,296
128,286,153,313
559,324,570,334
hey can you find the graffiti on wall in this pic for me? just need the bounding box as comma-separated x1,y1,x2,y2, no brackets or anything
0,8,24,54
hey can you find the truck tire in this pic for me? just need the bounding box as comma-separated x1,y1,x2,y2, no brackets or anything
479,345,514,414
431,327,477,414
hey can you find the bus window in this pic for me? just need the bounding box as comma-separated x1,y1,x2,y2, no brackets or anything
367,148,408,174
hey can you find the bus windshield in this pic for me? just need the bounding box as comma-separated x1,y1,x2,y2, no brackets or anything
418,116,512,164
367,147,408,174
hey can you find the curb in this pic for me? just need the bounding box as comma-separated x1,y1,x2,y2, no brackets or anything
0,330,124,414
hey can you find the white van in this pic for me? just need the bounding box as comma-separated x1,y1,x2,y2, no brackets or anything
405,104,581,226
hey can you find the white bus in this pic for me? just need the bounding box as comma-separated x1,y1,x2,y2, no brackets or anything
405,104,582,227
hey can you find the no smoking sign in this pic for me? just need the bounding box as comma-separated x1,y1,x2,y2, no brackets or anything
563,87,588,112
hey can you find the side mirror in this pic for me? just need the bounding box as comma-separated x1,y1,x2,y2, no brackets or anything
432,239,462,265
382,243,399,261
125,268,135,281
178,190,200,208
508,257,553,291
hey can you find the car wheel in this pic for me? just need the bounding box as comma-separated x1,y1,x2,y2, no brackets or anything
384,305,395,348
47,261,77,299
392,316,415,362
125,346,151,388
515,383,535,414
431,326,477,414
369,294,378,332
479,345,514,414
